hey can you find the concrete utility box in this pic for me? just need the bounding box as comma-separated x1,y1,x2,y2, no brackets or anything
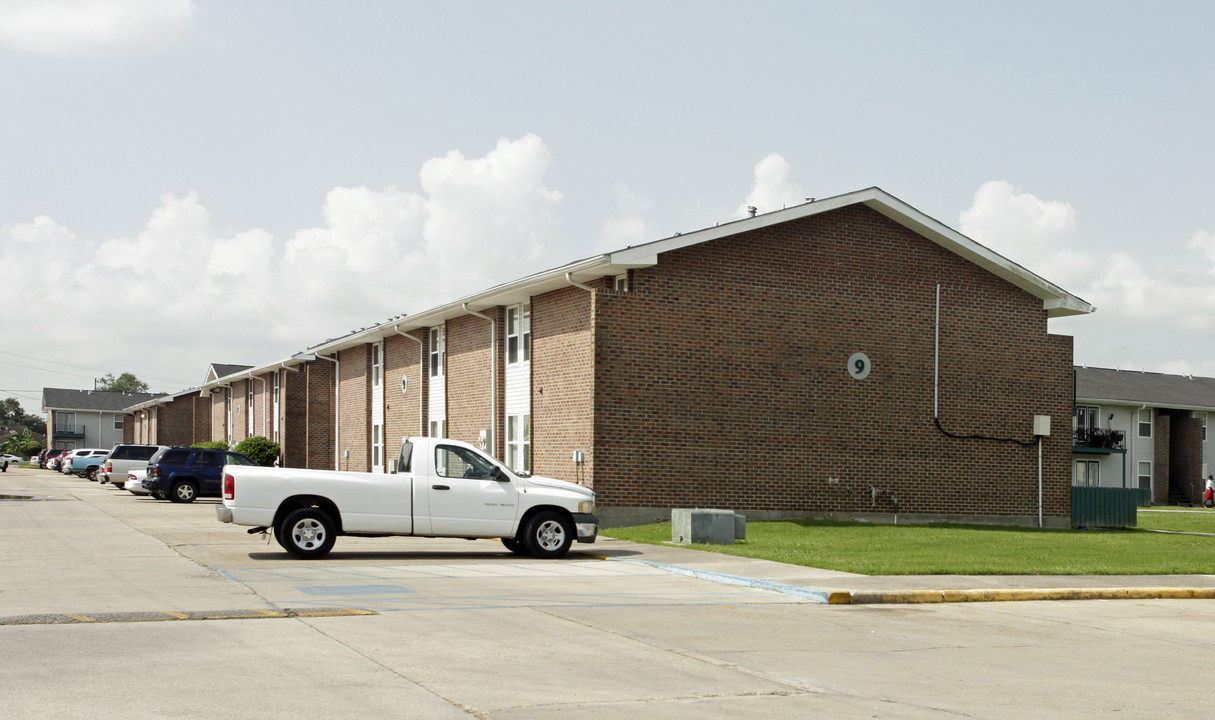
672,509,746,545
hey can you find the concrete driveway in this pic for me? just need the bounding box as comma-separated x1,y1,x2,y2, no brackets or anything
3,466,1215,719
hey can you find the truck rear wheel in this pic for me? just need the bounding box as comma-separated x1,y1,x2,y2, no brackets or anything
520,511,574,559
279,508,336,559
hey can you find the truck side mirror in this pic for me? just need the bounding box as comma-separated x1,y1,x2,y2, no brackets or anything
490,466,506,482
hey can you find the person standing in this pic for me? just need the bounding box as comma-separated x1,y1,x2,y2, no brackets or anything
1204,475,1214,508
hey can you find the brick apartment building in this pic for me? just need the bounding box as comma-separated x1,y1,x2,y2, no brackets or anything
121,187,1093,528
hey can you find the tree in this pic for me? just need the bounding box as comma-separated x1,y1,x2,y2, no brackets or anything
95,372,149,393
0,398,44,435
1,428,42,459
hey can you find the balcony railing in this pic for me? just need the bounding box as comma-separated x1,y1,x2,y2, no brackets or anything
1074,428,1125,450
54,424,85,438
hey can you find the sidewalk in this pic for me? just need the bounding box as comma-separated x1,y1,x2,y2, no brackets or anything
590,536,1215,604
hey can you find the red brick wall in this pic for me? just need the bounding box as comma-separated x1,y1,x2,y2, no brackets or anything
1153,414,1172,504
123,415,134,443
592,204,1074,524
158,396,194,446
385,332,425,457
447,313,497,455
191,395,212,444
210,388,230,443
338,346,371,472
533,285,597,486
231,379,250,444
304,360,336,469
1171,415,1203,503
281,366,307,467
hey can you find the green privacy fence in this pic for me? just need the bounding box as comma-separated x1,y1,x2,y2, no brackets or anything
1071,486,1140,528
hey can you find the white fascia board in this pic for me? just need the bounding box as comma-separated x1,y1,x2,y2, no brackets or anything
607,190,870,266
860,190,1094,318
1075,397,1215,413
305,256,615,356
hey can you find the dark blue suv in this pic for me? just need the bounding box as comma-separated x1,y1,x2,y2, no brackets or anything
144,448,259,503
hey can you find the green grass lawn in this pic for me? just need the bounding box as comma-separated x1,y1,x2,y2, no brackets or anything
604,510,1215,575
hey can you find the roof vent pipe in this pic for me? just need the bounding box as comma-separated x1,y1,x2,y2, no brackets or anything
747,206,757,217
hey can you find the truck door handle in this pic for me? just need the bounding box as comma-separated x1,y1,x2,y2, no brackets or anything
432,484,450,490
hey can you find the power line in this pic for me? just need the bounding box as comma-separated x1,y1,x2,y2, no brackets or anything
0,348,194,387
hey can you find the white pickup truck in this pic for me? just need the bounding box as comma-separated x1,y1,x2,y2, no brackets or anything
216,436,598,559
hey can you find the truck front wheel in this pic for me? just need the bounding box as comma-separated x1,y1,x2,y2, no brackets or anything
521,511,574,559
279,508,336,559
500,537,527,555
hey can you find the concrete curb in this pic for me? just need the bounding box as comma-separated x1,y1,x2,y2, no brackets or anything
831,587,1215,605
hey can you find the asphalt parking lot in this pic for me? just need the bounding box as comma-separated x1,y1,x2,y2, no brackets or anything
4,465,1215,719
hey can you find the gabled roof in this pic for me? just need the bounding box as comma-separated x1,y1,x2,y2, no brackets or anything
1075,367,1215,411
196,186,1095,391
42,388,164,413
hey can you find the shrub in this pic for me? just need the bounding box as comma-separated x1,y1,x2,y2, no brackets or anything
235,435,281,466
191,441,230,450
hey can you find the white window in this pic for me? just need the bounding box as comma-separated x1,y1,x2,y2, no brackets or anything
429,327,445,378
428,419,445,438
372,343,382,388
615,273,629,291
507,413,530,474
1138,461,1152,490
113,416,123,430
1138,409,1152,438
506,304,531,365
1074,460,1100,487
1074,406,1099,445
247,382,254,435
1199,412,1208,442
372,423,383,468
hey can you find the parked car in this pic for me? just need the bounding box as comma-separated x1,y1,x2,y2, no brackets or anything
124,469,149,495
98,444,168,486
144,447,259,503
47,452,68,471
42,448,66,470
74,455,108,480
1,453,22,471
61,449,108,475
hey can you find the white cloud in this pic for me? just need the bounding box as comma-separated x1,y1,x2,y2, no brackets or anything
597,183,651,252
0,0,196,56
1189,229,1215,268
959,180,1076,261
0,134,568,393
959,181,1215,376
737,153,805,217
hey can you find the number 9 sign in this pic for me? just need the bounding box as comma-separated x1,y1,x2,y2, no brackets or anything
847,352,871,380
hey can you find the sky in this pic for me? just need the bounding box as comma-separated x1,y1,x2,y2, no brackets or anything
3,0,1215,417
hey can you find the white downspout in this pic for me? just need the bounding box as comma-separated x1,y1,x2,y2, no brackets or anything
934,283,941,419
463,304,497,456
1038,437,1043,528
394,324,425,436
315,354,340,470
566,272,595,293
